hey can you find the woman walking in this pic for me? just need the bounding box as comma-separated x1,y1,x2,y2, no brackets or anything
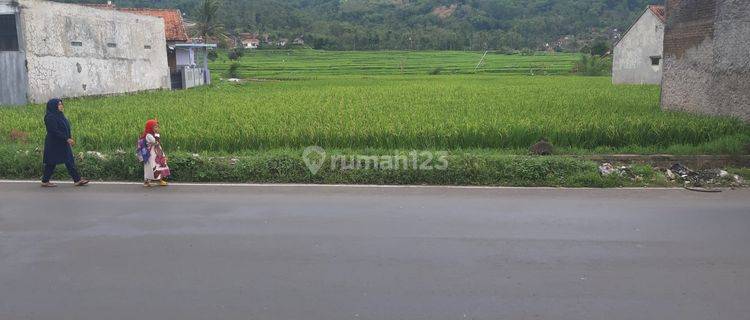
41,99,89,187
140,119,170,187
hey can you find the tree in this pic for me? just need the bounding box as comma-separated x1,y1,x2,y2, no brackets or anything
589,40,610,57
227,48,243,61
196,0,225,40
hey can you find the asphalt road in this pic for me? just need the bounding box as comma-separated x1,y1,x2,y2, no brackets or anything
1,182,749,320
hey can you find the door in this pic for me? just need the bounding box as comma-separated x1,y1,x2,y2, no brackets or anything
0,11,28,105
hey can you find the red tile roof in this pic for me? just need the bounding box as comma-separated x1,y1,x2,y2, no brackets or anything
84,4,189,42
117,8,188,42
84,3,115,9
649,5,666,23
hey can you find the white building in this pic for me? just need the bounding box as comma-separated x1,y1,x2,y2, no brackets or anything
0,0,170,105
612,5,666,85
242,38,259,49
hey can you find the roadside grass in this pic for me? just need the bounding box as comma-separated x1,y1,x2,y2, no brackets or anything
0,145,675,187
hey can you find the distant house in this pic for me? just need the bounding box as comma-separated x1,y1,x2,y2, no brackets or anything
661,0,750,121
243,38,260,49
612,5,665,84
0,0,170,105
261,33,272,44
276,38,288,47
292,36,305,46
239,34,260,49
88,4,215,90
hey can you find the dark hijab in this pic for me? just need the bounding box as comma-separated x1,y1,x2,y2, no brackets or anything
45,98,63,117
44,98,71,137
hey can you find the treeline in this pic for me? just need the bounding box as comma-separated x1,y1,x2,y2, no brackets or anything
62,0,659,51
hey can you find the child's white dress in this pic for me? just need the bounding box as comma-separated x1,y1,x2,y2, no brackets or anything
143,133,170,180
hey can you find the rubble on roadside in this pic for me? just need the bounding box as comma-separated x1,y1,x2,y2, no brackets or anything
598,163,615,175
78,151,108,160
663,163,745,189
598,161,746,188
598,162,641,181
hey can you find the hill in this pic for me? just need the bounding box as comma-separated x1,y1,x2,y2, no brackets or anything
59,0,660,51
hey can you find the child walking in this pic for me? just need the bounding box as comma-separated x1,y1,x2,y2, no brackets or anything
139,119,170,187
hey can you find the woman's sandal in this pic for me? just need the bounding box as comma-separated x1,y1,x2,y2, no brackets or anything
159,180,168,186
41,182,57,187
74,179,90,187
143,181,152,187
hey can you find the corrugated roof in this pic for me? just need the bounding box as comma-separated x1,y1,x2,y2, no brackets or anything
649,5,666,23
85,4,188,42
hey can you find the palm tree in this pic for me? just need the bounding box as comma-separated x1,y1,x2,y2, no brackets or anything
196,0,225,40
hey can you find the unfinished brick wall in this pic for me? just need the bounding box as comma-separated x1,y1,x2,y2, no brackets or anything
662,0,715,58
661,0,750,121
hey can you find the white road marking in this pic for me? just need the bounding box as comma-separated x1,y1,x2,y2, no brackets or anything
0,179,685,190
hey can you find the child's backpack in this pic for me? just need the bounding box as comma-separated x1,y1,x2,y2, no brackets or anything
135,138,150,163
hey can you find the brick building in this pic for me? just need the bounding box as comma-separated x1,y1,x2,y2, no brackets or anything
661,0,750,121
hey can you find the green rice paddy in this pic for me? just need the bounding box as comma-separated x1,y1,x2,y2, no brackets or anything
1,50,747,155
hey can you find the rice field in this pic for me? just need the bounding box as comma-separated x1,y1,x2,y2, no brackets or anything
1,61,748,155
210,49,580,78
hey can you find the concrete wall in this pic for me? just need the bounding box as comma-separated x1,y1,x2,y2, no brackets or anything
181,66,205,89
612,10,664,84
13,0,170,103
661,0,750,121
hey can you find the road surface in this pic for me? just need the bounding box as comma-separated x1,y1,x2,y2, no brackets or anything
1,182,749,320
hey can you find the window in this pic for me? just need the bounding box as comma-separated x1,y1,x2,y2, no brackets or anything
0,14,19,51
71,41,83,47
650,56,661,66
107,43,117,48
144,45,152,49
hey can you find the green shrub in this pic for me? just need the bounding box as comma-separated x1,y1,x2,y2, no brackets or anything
520,48,535,56
227,48,244,61
589,40,611,57
573,55,612,76
207,50,218,61
224,63,241,78
0,145,669,187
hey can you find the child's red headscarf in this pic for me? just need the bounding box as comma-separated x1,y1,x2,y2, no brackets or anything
141,119,158,139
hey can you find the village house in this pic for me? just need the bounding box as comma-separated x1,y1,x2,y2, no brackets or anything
261,33,272,44
292,36,305,46
612,5,665,85
276,38,288,47
239,33,260,49
0,0,170,105
661,0,749,121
